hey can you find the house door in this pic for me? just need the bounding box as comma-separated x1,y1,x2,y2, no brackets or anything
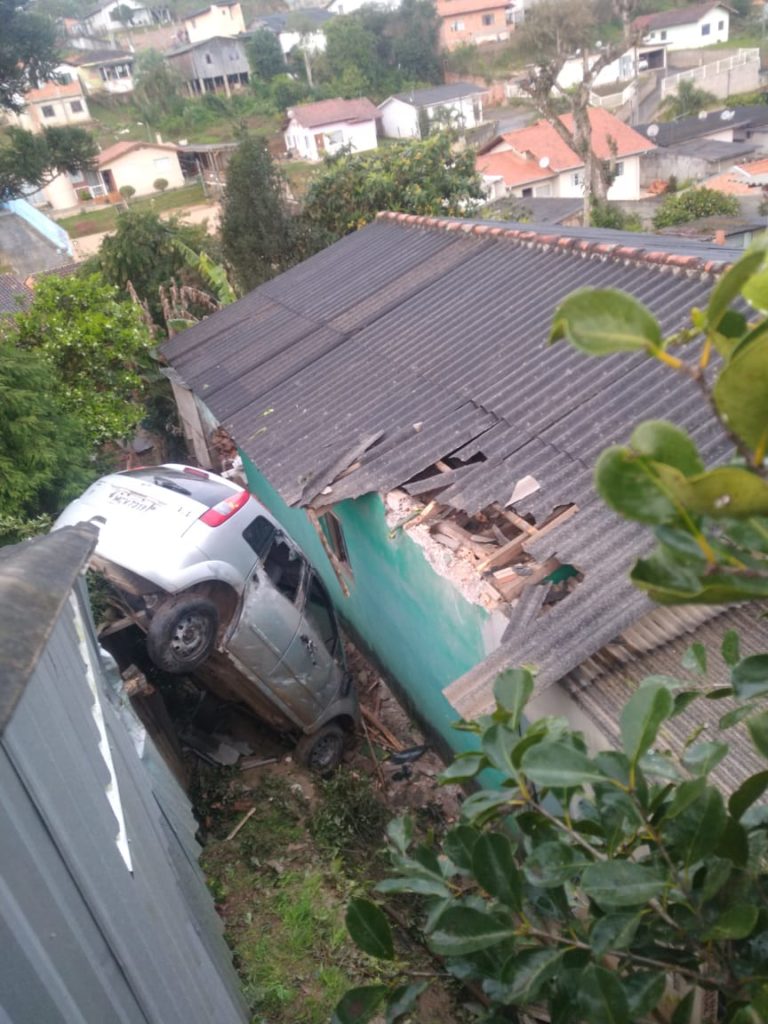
314,132,325,155
101,168,116,193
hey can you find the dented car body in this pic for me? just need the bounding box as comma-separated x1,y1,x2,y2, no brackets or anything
54,465,359,769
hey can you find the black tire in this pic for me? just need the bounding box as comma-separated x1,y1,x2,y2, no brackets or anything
146,596,219,674
295,723,345,774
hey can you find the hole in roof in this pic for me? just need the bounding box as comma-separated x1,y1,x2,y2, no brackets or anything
539,563,584,613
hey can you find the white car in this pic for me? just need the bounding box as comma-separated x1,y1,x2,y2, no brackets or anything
54,464,359,771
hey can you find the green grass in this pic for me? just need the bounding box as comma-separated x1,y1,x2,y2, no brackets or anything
57,182,208,237
282,160,318,201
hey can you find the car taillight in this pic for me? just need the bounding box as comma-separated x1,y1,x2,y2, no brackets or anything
184,467,209,478
200,489,249,526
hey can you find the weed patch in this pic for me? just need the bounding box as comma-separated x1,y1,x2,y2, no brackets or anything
309,768,389,865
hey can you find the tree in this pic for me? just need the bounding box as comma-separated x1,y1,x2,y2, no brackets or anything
247,27,285,82
0,0,59,112
302,133,484,239
0,339,93,545
220,134,299,293
518,0,640,224
659,79,717,121
110,2,135,24
323,15,381,91
336,238,768,1024
0,124,98,201
96,209,221,324
652,187,740,228
133,49,183,121
385,0,441,83
10,273,155,446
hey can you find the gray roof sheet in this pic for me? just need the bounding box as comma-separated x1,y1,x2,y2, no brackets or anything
660,137,758,162
638,104,768,146
481,196,583,224
0,273,31,314
389,82,486,107
163,213,744,713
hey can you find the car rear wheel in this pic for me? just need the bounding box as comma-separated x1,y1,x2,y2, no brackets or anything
146,596,219,674
295,723,345,774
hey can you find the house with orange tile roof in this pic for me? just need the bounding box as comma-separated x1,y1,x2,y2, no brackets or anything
284,98,379,162
436,0,513,50
10,80,91,134
702,156,768,196
477,108,655,202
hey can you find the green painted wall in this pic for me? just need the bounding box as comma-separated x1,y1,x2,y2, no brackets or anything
242,458,493,756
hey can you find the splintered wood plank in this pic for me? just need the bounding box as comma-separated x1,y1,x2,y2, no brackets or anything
495,557,560,601
477,505,578,572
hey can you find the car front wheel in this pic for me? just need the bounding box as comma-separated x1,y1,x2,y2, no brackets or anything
295,723,346,774
146,596,219,674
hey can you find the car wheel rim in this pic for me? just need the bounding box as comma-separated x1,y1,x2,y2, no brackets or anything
169,613,212,662
310,734,343,770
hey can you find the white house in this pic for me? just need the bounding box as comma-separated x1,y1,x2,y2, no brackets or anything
81,0,165,34
284,97,379,162
477,107,655,201
183,1,246,44
64,48,135,95
378,82,486,139
632,1,731,51
249,9,333,56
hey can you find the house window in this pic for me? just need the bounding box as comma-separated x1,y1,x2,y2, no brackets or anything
660,29,667,40
482,12,494,24
205,52,213,63
451,19,464,30
614,160,624,176
70,99,83,113
319,511,351,570
718,19,724,29
326,129,343,145
571,171,582,187
41,104,55,118
521,187,533,197
153,156,171,175
702,22,711,34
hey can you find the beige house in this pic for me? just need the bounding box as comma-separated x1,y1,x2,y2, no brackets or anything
95,141,185,196
65,48,135,95
11,81,91,134
183,1,245,43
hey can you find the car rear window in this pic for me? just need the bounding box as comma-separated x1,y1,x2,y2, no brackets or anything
120,468,236,508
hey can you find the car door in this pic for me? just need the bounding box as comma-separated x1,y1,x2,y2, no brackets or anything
225,532,327,726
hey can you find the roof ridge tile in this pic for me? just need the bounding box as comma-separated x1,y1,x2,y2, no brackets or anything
373,210,727,278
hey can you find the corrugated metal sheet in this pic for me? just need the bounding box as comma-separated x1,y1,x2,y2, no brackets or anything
0,528,246,1024
162,214,745,718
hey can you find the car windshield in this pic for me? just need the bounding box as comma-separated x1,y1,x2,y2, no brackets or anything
120,467,236,508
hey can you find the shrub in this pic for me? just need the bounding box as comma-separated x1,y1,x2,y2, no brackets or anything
652,186,739,228
153,177,168,192
119,184,136,202
77,187,91,202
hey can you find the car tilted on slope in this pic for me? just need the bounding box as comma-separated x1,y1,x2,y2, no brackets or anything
54,464,358,771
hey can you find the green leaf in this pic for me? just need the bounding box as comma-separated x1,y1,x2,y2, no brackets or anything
702,903,759,940
345,900,394,960
620,681,674,766
549,288,662,355
333,985,388,1024
590,914,641,957
707,239,768,330
732,655,768,700
722,629,741,667
671,990,695,1024
386,817,413,856
663,785,727,865
472,833,521,909
683,467,768,518
443,825,480,871
438,753,487,783
700,856,732,900
714,339,768,456
384,981,429,1024
624,972,666,1019
682,642,708,674
482,723,518,775
460,789,514,826
376,876,451,898
639,750,683,780
729,770,768,820
682,740,728,776
493,668,533,729
500,948,565,1002
521,741,606,789
748,711,768,759
581,862,666,909
524,841,592,889
428,906,517,957
630,421,704,477
720,704,756,729
595,448,681,525
577,965,631,1024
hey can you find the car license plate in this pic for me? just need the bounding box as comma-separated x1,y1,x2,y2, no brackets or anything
107,487,164,513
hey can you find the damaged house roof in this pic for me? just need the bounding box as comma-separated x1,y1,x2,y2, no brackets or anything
161,213,748,718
